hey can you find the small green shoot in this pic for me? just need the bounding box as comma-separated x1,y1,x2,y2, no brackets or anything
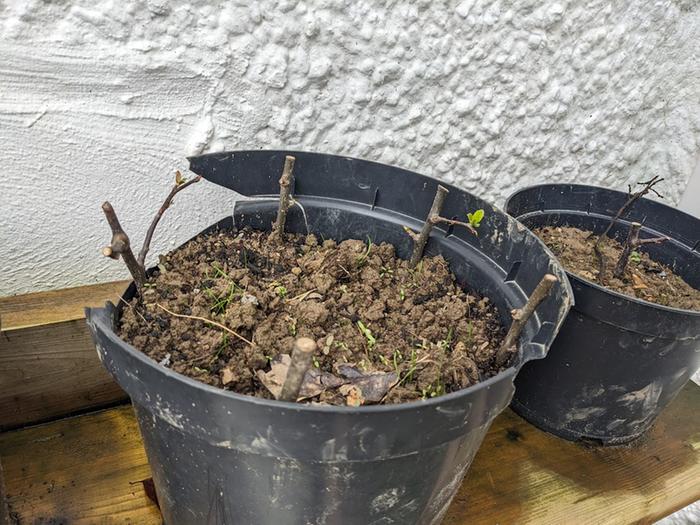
392,349,403,374
356,237,373,266
205,281,239,315
380,266,394,277
213,333,229,361
421,382,445,400
399,288,406,301
312,355,321,368
275,285,288,298
467,209,485,229
357,320,376,348
210,263,231,280
630,250,641,264
438,327,454,351
288,318,297,336
205,262,241,315
378,354,390,367
397,348,418,386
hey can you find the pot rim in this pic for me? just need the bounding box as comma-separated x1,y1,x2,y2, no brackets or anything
506,182,700,318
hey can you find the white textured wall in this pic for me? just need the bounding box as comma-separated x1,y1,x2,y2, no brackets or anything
1,0,699,296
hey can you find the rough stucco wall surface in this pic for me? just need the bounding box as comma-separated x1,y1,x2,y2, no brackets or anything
0,0,699,296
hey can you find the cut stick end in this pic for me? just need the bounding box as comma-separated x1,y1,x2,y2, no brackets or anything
293,337,317,355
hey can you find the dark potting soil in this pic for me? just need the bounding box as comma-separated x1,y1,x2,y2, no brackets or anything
535,226,700,311
119,228,509,406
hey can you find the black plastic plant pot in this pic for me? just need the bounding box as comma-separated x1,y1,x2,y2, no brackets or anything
506,183,700,446
86,151,572,525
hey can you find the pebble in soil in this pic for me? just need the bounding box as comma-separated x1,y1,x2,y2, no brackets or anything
535,226,700,311
119,227,508,406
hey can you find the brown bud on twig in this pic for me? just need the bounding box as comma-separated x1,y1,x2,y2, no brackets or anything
101,202,147,289
279,337,316,402
495,274,558,367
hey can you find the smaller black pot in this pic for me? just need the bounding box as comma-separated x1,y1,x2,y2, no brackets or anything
506,184,700,445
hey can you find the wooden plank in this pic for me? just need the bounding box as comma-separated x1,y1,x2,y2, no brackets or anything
0,282,129,430
1,384,698,524
445,382,700,524
0,281,129,331
0,458,9,525
0,405,159,525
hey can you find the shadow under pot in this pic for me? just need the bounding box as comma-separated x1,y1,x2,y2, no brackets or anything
86,151,572,525
506,183,700,446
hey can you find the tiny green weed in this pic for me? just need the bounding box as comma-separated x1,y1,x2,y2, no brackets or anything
356,237,373,266
467,209,485,228
357,320,376,348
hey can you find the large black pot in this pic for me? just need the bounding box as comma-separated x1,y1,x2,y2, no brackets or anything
506,183,700,445
86,151,572,524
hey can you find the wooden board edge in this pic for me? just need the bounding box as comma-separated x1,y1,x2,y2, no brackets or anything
0,281,129,332
0,457,9,525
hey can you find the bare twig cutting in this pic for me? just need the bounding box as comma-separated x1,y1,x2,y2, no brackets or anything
279,337,316,402
138,172,202,266
594,176,664,283
430,216,478,236
102,202,147,290
405,185,478,268
272,155,296,241
495,274,558,367
101,171,202,294
612,222,667,279
156,303,254,346
408,185,449,268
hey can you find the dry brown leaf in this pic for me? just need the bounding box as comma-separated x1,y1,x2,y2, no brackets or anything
255,355,291,399
257,358,397,404
221,367,235,385
631,273,648,289
337,365,398,403
340,384,364,406
257,355,342,401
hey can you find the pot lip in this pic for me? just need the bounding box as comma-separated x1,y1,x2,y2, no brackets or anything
90,302,517,415
505,182,700,226
566,271,700,317
505,183,700,318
